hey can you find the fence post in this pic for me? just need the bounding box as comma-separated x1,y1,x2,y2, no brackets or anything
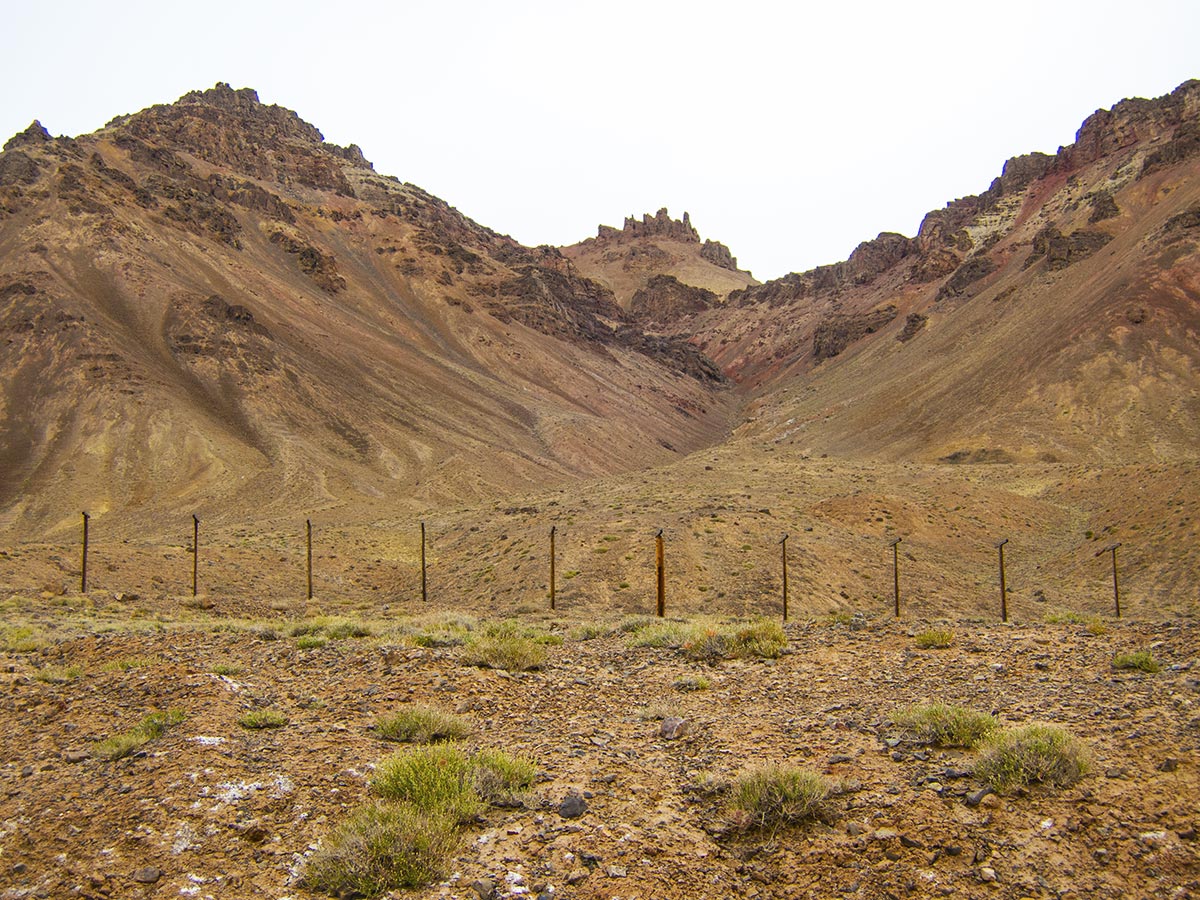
420,520,427,603
80,512,89,593
306,519,313,601
192,514,200,596
655,529,665,618
889,537,902,617
1096,542,1122,618
780,534,789,623
996,538,1009,622
549,525,556,610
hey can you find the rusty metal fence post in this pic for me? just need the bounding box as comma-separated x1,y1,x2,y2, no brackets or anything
80,512,90,593
655,529,665,618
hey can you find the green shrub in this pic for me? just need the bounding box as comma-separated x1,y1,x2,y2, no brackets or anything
325,618,373,640
406,613,477,647
1112,651,1161,673
239,709,289,729
211,663,242,676
93,708,185,760
892,703,997,748
613,615,656,634
296,634,328,649
1,626,45,653
471,749,537,806
727,766,831,831
371,745,481,822
975,723,1090,792
460,634,546,672
1044,611,1106,634
101,656,157,673
304,801,458,895
569,624,607,641
627,621,688,649
375,706,472,744
673,675,711,692
683,619,786,661
914,628,954,649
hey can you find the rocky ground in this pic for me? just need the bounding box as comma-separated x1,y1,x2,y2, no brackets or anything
1,599,1197,900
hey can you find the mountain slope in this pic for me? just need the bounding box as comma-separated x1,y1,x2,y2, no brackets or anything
0,85,733,538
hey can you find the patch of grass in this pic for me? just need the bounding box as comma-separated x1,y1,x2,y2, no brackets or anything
627,621,689,649
1112,650,1161,673
824,611,854,627
296,634,328,649
210,663,242,676
375,706,472,744
34,664,83,684
1044,611,1107,634
726,766,832,831
303,801,459,895
93,708,185,760
683,619,787,661
481,619,562,645
460,633,547,672
0,626,45,653
892,703,997,748
638,701,674,721
325,618,373,640
975,723,1090,792
569,623,607,641
914,627,954,649
673,675,712,692
613,615,656,634
100,656,157,673
238,708,289,729
471,749,537,806
371,744,481,823
403,613,477,648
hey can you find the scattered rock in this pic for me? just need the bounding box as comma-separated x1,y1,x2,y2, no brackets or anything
471,877,497,899
64,750,88,764
558,793,587,819
1159,757,1180,772
659,717,689,740
978,866,997,883
131,867,162,884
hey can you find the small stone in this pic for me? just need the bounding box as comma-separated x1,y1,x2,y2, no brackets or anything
1159,758,1180,772
965,788,992,807
846,822,866,836
943,845,963,857
873,828,899,841
979,866,997,883
471,878,496,900
132,867,162,884
558,793,587,819
565,869,589,885
900,835,924,849
660,717,689,740
20,766,32,777
64,750,88,764
606,866,627,878
12,862,26,874
828,753,853,764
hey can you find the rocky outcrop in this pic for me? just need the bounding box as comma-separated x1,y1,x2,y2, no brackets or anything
3,121,51,152
1025,225,1112,271
897,313,927,342
0,151,41,187
699,239,739,271
269,229,346,292
1058,79,1200,171
596,208,700,243
936,255,997,301
1141,120,1200,177
812,306,898,360
630,275,716,326
1088,190,1120,223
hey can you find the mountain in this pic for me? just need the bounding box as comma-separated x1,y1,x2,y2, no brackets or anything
561,207,758,314
0,85,731,538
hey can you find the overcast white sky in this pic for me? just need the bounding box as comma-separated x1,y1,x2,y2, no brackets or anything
2,1,1197,280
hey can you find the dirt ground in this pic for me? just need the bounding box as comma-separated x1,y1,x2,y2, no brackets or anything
1,602,1197,900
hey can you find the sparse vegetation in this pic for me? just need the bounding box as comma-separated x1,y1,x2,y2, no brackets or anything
892,703,997,748
371,745,481,823
627,621,688,648
210,663,242,676
459,621,555,671
304,801,459,895
1044,611,1107,634
375,706,472,744
296,634,327,649
1112,650,1161,673
290,617,372,640
673,674,712,691
238,709,289,729
0,625,45,652
975,723,1090,792
569,623,607,641
93,708,185,761
726,766,832,831
34,664,83,683
638,701,674,721
683,619,787,661
100,656,157,672
613,614,656,634
470,749,537,806
914,627,954,649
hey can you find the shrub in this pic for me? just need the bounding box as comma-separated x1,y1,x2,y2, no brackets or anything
325,618,373,640
727,766,831,831
627,621,688,649
303,801,459,895
638,701,674,721
673,675,711,692
239,709,289,729
684,619,786,661
296,634,328,649
1112,651,1161,673
613,615,656,634
1,626,44,652
1044,611,1107,634
569,624,607,641
914,628,954,649
375,706,472,744
371,745,481,822
406,613,477,648
211,663,242,676
93,708,185,760
893,703,997,748
101,656,157,673
460,635,546,672
975,724,1090,792
471,749,537,806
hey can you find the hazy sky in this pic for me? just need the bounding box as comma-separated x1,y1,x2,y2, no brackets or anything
2,1,1197,280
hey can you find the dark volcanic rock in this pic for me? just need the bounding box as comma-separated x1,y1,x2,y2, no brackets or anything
3,121,51,152
269,230,345,292
813,306,898,360
0,150,41,187
630,275,716,325
936,255,997,301
596,208,700,243
897,312,927,342
1025,225,1112,271
1088,191,1121,223
699,239,739,271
